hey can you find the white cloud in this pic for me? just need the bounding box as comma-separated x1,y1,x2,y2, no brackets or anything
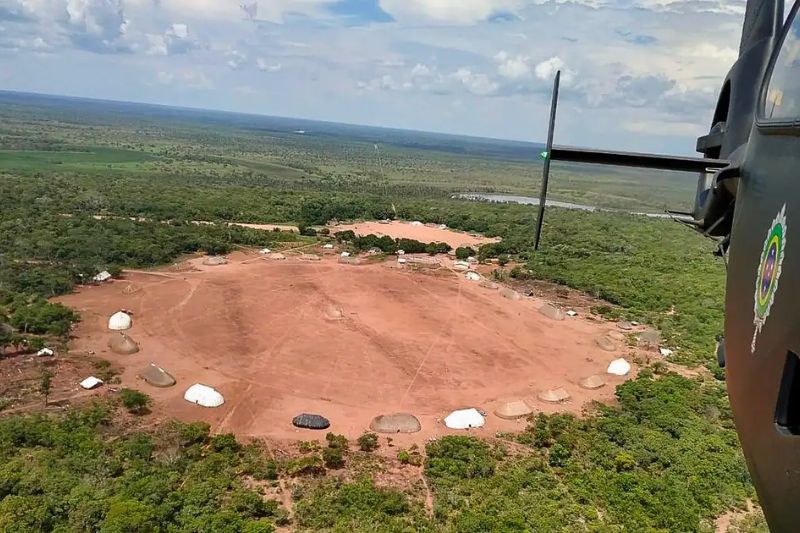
623,119,704,136
171,22,187,39
682,42,737,64
150,0,336,23
156,69,212,89
410,63,433,77
633,0,745,15
256,57,282,72
450,67,498,95
226,49,247,70
145,22,193,55
0,0,747,153
534,56,563,80
379,0,525,25
495,51,531,80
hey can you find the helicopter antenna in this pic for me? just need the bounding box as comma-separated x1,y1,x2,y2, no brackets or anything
533,70,560,251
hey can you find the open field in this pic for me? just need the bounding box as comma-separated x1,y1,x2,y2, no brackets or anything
56,252,638,443
334,220,499,249
0,91,698,212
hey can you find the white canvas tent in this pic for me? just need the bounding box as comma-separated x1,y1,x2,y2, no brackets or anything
93,271,112,282
36,348,54,357
465,271,481,281
108,311,132,331
607,358,631,376
80,376,103,390
259,248,271,254
184,384,224,407
444,408,485,429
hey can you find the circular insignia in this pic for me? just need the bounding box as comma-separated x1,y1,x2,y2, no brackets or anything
752,204,787,352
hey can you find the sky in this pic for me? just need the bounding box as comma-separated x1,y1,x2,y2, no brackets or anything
0,0,747,154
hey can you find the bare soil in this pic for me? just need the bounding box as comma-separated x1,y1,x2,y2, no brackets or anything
55,251,640,446
333,221,499,249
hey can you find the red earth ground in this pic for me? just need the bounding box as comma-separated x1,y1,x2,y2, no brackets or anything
332,220,499,249
55,249,641,446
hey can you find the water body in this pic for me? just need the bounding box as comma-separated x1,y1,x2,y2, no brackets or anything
453,193,685,220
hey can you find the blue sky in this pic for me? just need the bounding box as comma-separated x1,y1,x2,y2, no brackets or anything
0,0,746,154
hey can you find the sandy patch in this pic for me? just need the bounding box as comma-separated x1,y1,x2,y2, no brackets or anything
333,221,499,249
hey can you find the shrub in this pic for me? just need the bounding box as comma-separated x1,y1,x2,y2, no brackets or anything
509,265,531,279
325,432,348,450
614,452,636,472
455,246,475,260
298,441,320,453
241,443,278,480
286,455,325,477
548,443,571,467
180,421,211,446
357,432,379,452
498,254,510,266
322,446,345,469
211,433,241,453
397,449,422,466
298,224,317,237
425,436,495,481
119,389,151,414
334,230,356,242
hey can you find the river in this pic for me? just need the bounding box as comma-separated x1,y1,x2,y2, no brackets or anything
453,193,687,220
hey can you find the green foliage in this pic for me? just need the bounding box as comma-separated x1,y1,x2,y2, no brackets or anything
212,433,242,454
298,440,321,453
179,421,211,446
0,94,747,530
119,389,151,414
294,478,431,532
455,246,475,260
325,432,348,450
425,374,752,531
322,447,345,469
397,449,423,466
526,210,724,365
286,455,325,477
497,253,510,266
240,443,278,481
357,432,379,452
9,299,76,336
0,406,284,531
425,436,496,482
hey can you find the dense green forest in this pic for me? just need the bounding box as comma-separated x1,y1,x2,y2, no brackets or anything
0,94,763,531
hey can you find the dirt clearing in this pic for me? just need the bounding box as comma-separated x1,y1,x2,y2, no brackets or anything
56,252,636,444
333,221,499,249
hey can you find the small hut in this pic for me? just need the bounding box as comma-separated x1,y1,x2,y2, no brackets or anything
370,413,422,434
108,333,140,355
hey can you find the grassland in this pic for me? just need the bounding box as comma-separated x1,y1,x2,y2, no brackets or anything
0,92,765,532
0,91,697,212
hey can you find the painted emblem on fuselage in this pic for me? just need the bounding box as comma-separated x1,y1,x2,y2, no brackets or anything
752,204,787,353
